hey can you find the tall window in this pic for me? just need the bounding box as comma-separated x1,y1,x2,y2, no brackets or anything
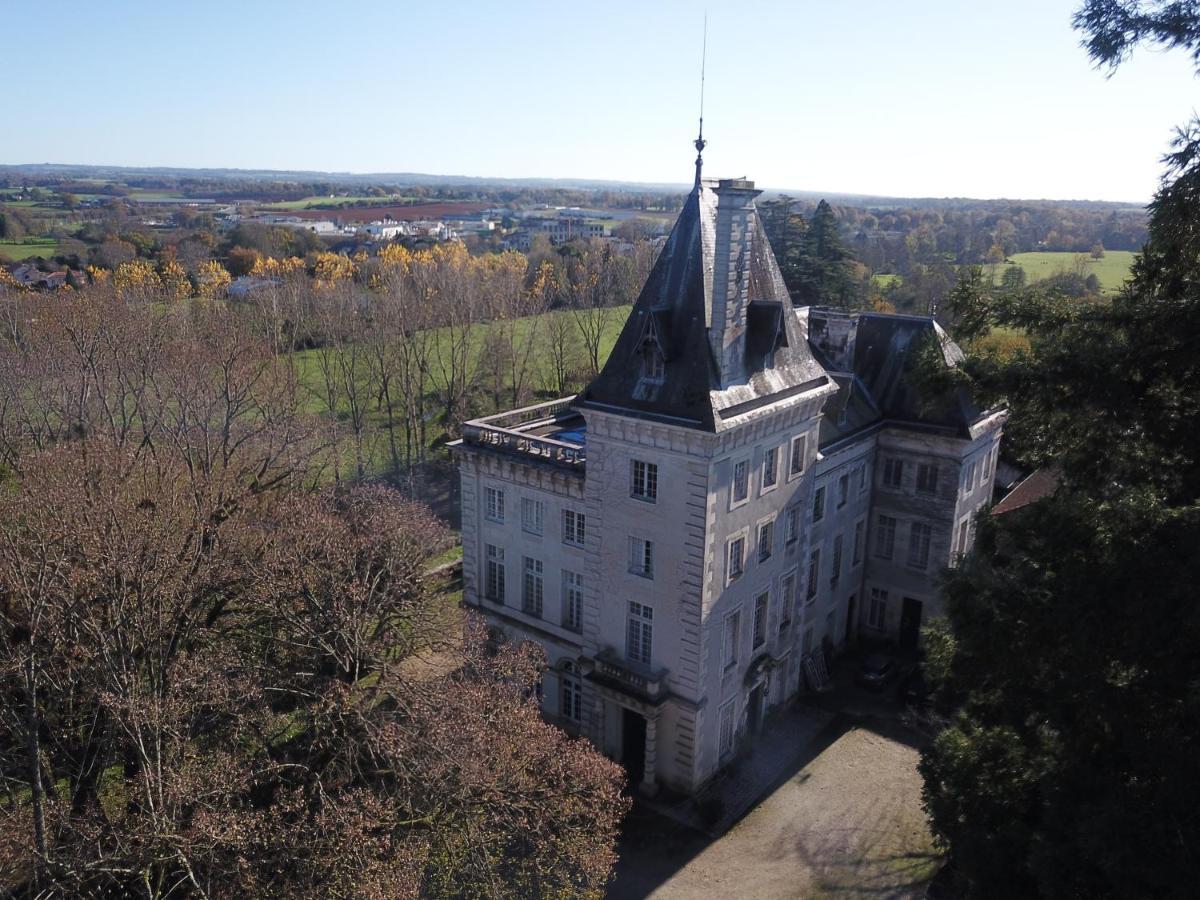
642,344,665,382
812,485,826,523
802,625,814,658
852,519,865,566
762,446,778,489
628,537,654,579
485,544,505,602
831,534,843,585
562,570,583,632
757,520,774,562
858,464,868,494
961,461,977,498
875,515,897,560
522,557,544,617
883,457,904,488
784,507,800,547
955,518,971,556
485,486,504,523
719,700,736,757
732,459,749,505
806,548,820,602
907,522,932,569
779,570,797,631
521,497,544,535
560,662,582,722
789,434,808,477
868,588,888,629
916,462,938,495
837,473,849,508
752,591,769,649
723,609,740,669
727,535,745,583
631,460,658,502
627,601,653,665
562,509,586,547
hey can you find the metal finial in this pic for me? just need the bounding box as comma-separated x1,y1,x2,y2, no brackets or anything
694,12,708,188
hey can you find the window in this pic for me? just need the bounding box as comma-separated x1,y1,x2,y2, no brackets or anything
627,601,653,665
874,515,897,560
631,460,658,502
521,497,544,535
978,456,990,489
732,459,749,505
784,507,800,546
485,544,505,602
628,537,654,579
831,534,843,585
789,434,808,477
562,509,586,547
562,570,583,632
812,485,826,523
858,464,868,494
806,548,820,602
779,570,797,631
961,461,977,497
642,344,665,382
868,588,888,629
723,609,741,669
802,625,814,658
955,518,971,556
522,557,544,617
837,473,849,508
719,699,736,757
485,486,504,523
727,535,745,583
916,462,938,495
907,522,932,569
560,664,582,722
752,591,769,649
883,458,904,489
852,519,865,566
757,520,774,563
762,446,778,490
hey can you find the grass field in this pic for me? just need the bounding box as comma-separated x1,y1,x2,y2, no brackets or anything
289,305,631,477
872,273,901,288
0,238,62,261
994,250,1135,294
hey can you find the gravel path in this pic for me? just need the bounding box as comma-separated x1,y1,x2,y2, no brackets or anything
610,720,940,899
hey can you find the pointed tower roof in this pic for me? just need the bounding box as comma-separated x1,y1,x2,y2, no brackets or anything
574,175,831,431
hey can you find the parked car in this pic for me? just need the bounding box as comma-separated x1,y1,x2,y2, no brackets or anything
897,665,930,706
855,654,897,691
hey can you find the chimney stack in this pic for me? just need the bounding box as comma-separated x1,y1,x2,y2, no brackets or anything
709,178,762,387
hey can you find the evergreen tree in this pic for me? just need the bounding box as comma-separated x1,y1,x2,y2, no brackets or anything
794,200,856,308
920,4,1200,895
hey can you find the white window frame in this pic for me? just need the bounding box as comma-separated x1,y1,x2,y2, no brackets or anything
485,543,505,603
628,536,655,579
727,534,746,584
627,601,653,665
812,485,826,523
484,485,505,523
631,459,658,503
722,608,741,670
752,590,769,649
779,568,798,632
916,462,938,496
521,497,544,536
562,569,583,632
730,458,750,509
907,521,932,570
562,508,586,547
560,663,582,722
521,556,544,617
883,457,904,489
837,473,849,508
788,434,809,479
757,517,775,563
784,506,800,547
852,517,865,567
831,533,843,586
806,547,820,603
761,445,779,493
875,515,897,561
719,698,737,758
868,587,888,630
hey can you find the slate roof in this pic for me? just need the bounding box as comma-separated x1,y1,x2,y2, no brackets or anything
574,180,830,431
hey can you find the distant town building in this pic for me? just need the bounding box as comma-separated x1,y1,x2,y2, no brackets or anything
453,161,1005,795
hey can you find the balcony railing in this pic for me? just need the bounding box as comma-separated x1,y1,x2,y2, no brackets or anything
590,648,669,701
461,397,586,468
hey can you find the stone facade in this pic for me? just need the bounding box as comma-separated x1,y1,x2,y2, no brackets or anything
452,173,1005,795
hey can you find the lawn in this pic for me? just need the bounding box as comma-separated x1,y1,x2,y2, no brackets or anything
0,238,62,261
289,305,631,477
872,273,901,289
994,250,1135,294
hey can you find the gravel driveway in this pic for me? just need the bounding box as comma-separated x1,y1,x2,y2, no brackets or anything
609,718,940,899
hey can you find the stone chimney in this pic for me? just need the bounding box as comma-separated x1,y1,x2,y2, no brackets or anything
709,178,762,387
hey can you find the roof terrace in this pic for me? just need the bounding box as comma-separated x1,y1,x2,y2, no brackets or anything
459,397,586,470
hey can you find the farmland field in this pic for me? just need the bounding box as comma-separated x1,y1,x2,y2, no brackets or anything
994,250,1135,294
0,238,62,261
261,195,420,211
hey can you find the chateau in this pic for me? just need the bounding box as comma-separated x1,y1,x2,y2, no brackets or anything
452,154,1004,795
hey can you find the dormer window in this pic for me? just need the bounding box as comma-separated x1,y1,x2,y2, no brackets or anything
641,342,665,383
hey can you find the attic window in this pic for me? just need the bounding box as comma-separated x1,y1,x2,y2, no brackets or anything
641,342,665,383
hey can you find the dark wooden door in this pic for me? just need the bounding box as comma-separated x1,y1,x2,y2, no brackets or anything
900,597,924,649
621,708,646,786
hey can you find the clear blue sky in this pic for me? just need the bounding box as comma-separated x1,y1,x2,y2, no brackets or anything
5,0,1196,201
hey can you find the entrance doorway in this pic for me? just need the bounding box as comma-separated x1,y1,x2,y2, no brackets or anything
747,683,765,733
621,708,646,786
900,597,924,650
845,593,857,644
